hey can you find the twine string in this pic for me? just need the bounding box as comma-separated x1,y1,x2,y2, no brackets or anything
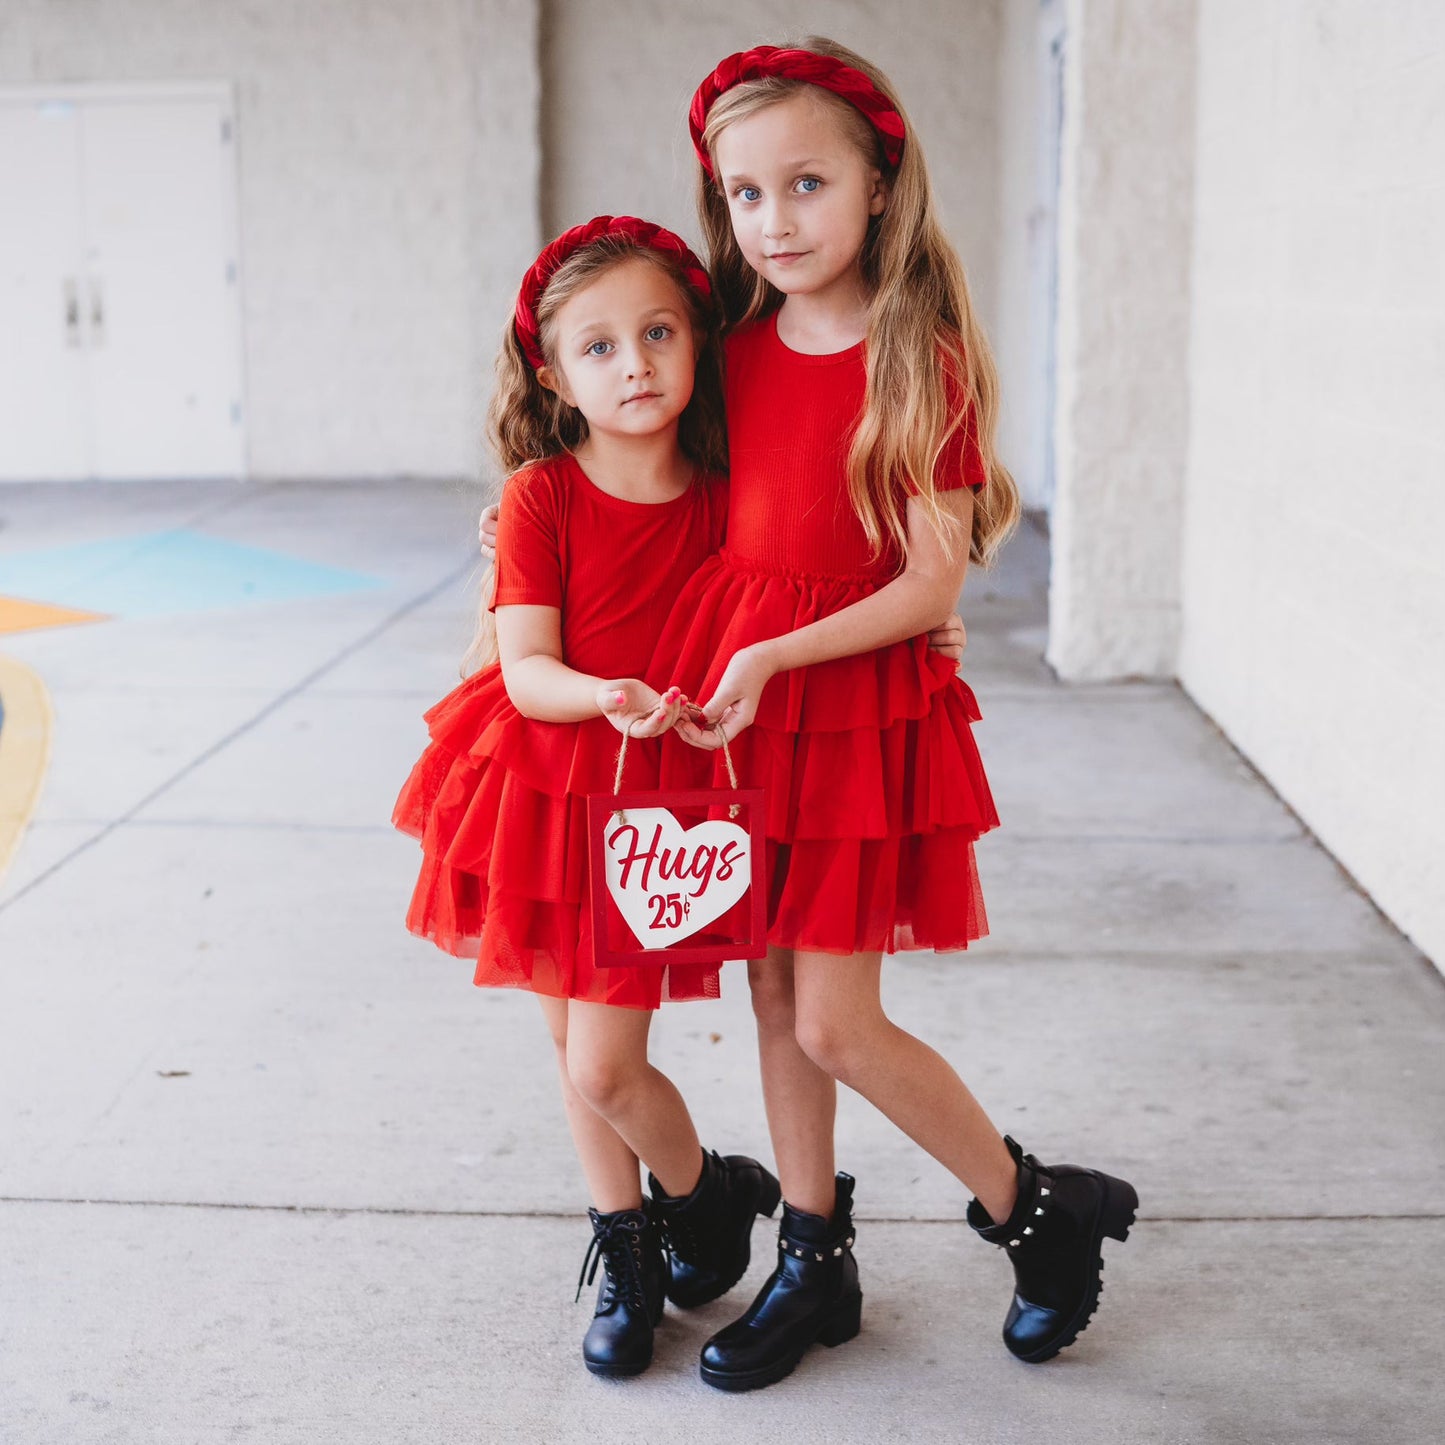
611,717,640,824
610,709,741,821
716,727,740,819
612,719,636,805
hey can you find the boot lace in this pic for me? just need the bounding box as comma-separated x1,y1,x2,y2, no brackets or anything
576,1217,648,1310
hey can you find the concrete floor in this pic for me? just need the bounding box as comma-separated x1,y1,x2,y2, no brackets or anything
0,479,1441,1445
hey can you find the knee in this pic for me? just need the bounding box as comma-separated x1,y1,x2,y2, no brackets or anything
748,959,796,1034
795,1011,872,1086
566,1046,639,1119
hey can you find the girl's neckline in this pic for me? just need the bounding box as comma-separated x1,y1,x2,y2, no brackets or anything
766,310,865,366
561,451,696,510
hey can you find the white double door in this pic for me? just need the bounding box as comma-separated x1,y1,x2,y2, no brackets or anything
0,85,245,481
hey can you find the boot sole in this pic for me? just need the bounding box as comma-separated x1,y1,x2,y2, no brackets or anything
699,1290,862,1393
666,1166,782,1310
584,1357,651,1379
1011,1173,1138,1364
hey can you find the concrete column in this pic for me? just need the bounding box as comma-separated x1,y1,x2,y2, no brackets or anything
1047,0,1198,680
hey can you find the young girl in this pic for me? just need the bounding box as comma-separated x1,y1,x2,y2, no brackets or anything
652,39,1139,1391
392,216,782,1380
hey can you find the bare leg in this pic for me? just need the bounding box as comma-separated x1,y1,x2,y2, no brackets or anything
747,947,837,1218
536,995,642,1213
791,950,1018,1222
564,999,703,1199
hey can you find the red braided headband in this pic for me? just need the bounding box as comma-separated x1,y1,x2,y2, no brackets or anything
689,46,906,178
513,215,712,370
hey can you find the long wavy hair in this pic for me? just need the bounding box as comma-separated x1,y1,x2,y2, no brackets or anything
463,239,728,673
696,35,1019,569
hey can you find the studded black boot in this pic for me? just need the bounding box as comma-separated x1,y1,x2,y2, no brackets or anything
698,1172,862,1392
576,1203,667,1378
648,1148,782,1308
967,1135,1137,1363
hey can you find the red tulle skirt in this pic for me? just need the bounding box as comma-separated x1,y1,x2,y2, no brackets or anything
392,666,721,1010
653,550,999,955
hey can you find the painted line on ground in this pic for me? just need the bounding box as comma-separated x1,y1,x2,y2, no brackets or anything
0,555,475,913
0,655,53,883
0,529,384,619
0,595,109,636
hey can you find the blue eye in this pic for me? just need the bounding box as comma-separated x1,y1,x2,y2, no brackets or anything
585,340,612,357
645,325,671,342
797,177,820,193
736,186,761,203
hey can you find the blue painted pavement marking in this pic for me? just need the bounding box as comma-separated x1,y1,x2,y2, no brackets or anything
0,530,385,618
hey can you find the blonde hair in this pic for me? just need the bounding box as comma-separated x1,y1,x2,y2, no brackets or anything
696,36,1019,569
463,238,728,674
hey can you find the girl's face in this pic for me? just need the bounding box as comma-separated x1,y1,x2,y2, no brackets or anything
713,92,887,307
540,257,697,441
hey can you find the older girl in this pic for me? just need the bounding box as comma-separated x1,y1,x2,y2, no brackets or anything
657,40,1138,1391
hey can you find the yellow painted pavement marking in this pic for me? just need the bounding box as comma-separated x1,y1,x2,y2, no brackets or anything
0,595,108,636
0,655,53,882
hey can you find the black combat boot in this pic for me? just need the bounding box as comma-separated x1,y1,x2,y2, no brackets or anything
648,1148,782,1308
576,1202,667,1378
967,1135,1137,1362
698,1172,862,1392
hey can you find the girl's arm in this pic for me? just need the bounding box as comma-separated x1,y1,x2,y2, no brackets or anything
497,604,683,737
685,489,975,746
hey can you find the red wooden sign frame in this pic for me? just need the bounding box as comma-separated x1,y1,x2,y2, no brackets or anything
587,788,769,967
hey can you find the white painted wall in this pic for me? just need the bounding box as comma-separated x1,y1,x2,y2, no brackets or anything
541,0,1004,336
0,0,540,481
1047,0,1197,680
1180,1,1445,965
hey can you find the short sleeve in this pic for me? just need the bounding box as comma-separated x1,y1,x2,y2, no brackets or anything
932,365,989,495
489,467,564,611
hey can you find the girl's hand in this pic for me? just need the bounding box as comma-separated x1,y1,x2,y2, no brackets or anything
927,611,967,665
479,503,501,561
677,645,775,748
598,680,684,739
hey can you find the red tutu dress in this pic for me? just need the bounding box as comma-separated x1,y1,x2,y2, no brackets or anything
393,455,728,1009
652,314,1000,955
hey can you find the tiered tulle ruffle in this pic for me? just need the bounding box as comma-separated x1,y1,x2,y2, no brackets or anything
393,666,721,1010
653,549,999,956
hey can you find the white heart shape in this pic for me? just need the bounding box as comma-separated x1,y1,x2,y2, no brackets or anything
601,807,753,950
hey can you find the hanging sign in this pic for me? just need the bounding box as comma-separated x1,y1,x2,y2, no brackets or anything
587,724,767,966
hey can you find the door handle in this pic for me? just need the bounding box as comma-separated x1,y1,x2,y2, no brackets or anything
88,277,106,346
64,277,81,346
